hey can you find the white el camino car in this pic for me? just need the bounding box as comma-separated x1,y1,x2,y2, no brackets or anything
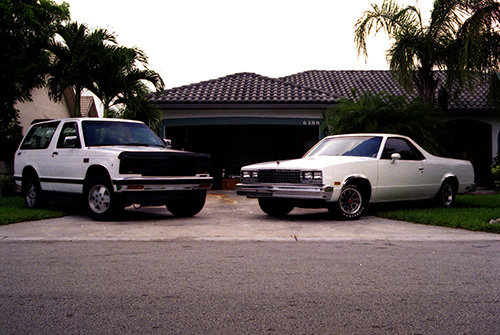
236,134,475,219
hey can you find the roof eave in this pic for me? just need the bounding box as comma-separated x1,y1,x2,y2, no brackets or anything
152,101,336,110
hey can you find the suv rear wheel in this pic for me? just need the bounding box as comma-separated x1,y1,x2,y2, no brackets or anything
22,175,48,209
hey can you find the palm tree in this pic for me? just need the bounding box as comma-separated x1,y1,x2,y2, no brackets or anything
115,86,163,132
47,22,117,116
322,90,446,154
89,44,164,120
354,0,500,105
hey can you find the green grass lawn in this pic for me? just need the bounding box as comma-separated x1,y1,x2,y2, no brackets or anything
0,196,83,225
375,193,500,233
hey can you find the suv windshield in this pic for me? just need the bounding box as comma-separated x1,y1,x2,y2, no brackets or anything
305,136,382,158
82,121,165,147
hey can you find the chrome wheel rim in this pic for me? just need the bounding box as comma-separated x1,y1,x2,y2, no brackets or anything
88,184,111,214
442,184,453,206
25,183,36,208
339,188,362,215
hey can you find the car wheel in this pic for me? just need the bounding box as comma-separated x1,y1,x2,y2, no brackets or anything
258,198,294,217
22,175,48,209
84,176,124,221
435,181,456,208
167,197,206,217
330,183,365,220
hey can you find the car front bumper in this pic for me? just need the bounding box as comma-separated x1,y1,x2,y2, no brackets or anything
235,183,333,200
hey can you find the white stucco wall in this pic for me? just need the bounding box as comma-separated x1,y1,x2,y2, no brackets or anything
15,87,73,135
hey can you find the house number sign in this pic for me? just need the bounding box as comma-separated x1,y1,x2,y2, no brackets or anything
302,120,321,126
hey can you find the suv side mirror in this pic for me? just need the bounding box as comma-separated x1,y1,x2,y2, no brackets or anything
163,139,172,149
63,136,78,148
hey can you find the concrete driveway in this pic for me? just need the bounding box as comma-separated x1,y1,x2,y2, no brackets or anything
1,191,498,242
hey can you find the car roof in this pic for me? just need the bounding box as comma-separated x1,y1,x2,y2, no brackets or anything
324,133,408,139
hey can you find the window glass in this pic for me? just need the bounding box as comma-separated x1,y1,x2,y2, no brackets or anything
305,136,382,158
57,122,81,148
381,138,424,160
82,121,165,147
20,121,60,150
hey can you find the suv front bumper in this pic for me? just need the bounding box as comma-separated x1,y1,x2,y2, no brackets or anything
113,176,213,193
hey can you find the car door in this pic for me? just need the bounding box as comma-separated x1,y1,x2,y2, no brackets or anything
376,137,430,201
50,121,85,193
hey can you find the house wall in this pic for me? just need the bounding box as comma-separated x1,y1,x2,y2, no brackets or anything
15,87,73,135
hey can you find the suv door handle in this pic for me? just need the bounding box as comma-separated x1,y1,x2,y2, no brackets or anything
52,152,58,157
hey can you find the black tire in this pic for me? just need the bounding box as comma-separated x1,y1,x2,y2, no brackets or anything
329,183,365,220
167,197,206,217
258,198,294,217
84,176,124,221
435,181,456,208
22,175,48,209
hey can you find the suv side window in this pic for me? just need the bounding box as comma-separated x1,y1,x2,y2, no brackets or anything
381,138,425,161
20,121,60,150
57,122,81,148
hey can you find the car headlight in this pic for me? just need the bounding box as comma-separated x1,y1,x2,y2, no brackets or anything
301,170,322,184
241,170,258,182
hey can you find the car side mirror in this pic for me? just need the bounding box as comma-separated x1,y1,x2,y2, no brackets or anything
391,153,401,163
63,136,78,148
163,139,172,149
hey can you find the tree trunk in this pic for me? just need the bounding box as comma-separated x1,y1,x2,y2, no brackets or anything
414,65,439,105
73,87,82,117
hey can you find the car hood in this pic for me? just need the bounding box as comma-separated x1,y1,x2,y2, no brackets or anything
242,155,375,170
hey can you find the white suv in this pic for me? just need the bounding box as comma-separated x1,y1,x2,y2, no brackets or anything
14,118,213,220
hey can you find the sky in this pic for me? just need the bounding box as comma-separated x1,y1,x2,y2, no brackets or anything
61,0,435,89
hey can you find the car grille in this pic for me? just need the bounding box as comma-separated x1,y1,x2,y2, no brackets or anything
258,170,301,184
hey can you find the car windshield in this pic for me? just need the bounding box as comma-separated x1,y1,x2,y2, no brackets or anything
305,136,383,158
82,121,165,147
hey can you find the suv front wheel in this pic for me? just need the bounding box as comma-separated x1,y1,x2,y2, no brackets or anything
84,176,124,221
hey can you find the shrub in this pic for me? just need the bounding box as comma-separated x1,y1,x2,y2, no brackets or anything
492,157,500,191
0,175,18,196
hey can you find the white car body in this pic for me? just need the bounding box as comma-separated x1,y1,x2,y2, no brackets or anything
236,134,475,219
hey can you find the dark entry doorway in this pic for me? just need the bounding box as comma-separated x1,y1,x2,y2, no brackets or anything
445,120,492,186
164,125,320,188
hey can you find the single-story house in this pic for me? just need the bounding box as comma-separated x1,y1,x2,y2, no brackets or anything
15,87,99,135
0,88,98,176
150,70,500,188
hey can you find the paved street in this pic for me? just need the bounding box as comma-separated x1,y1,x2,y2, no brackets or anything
1,191,499,334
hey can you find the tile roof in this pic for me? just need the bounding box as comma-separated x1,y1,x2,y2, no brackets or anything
281,70,412,100
281,70,495,111
150,70,497,112
150,72,337,104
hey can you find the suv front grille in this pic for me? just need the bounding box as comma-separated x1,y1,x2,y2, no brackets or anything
258,170,301,184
